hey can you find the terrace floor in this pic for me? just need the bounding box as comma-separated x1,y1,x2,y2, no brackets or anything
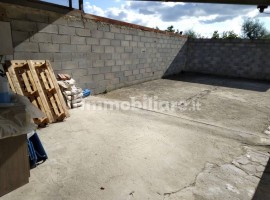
3,73,270,200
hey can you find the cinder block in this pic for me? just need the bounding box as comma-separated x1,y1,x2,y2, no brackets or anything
93,60,105,67
12,31,29,46
26,13,48,23
39,43,59,53
13,52,53,60
116,60,124,65
99,67,111,73
6,7,26,20
52,35,70,44
92,45,104,53
110,26,121,33
61,61,78,69
72,68,88,77
105,73,114,80
37,23,58,34
49,15,68,25
91,30,104,38
125,60,132,65
105,46,114,53
125,47,133,53
60,44,77,52
78,75,93,83
100,39,111,46
110,78,120,84
115,47,124,53
104,32,114,39
100,53,112,60
112,66,121,72
105,60,115,67
130,41,137,47
14,42,39,52
115,33,125,40
111,40,121,46
76,28,91,37
71,36,86,45
53,53,72,62
86,38,99,45
51,61,62,70
88,68,100,75
68,20,84,28
97,23,110,32
77,45,91,52
78,59,91,68
125,35,132,41
11,20,37,31
30,33,52,43
93,74,105,81
124,70,132,76
59,25,75,35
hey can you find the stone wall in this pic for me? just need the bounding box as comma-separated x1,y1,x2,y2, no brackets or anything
0,2,187,94
186,39,270,80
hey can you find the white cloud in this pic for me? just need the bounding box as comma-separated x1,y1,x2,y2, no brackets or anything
84,1,269,37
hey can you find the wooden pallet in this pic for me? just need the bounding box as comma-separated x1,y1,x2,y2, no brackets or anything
4,60,69,126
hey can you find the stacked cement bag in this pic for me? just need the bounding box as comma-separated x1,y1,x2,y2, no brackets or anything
57,74,83,109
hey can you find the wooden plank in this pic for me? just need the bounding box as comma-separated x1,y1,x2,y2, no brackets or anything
5,72,16,93
27,60,54,123
22,72,33,94
45,60,70,117
0,135,29,197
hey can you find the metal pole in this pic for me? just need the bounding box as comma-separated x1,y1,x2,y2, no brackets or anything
69,0,72,10
79,0,83,11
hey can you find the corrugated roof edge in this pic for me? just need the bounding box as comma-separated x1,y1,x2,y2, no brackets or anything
79,11,187,38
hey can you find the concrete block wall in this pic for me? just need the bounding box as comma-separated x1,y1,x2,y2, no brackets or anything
186,39,270,80
0,2,187,94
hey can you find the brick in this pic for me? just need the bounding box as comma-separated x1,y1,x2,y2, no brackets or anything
11,20,37,31
105,60,115,67
86,38,99,45
104,32,114,39
76,28,91,37
60,44,77,52
93,74,105,81
100,39,110,46
39,43,59,53
30,33,52,43
91,45,104,53
77,45,91,52
52,35,70,44
68,20,84,28
71,36,86,45
105,46,115,53
38,23,58,34
14,42,39,52
91,30,104,38
61,61,78,69
59,25,75,35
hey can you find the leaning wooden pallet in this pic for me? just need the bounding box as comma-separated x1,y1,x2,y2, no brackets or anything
4,60,69,127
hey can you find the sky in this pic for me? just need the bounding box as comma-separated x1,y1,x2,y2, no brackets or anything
44,0,270,37
84,0,270,37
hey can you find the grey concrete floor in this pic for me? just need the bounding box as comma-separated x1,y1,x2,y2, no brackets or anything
3,73,270,200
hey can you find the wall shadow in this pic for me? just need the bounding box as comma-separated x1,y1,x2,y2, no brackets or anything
163,72,270,92
253,157,270,200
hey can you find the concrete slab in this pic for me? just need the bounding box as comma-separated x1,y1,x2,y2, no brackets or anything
2,73,270,200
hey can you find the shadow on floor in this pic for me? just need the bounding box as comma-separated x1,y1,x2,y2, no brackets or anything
163,72,270,92
253,157,270,200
